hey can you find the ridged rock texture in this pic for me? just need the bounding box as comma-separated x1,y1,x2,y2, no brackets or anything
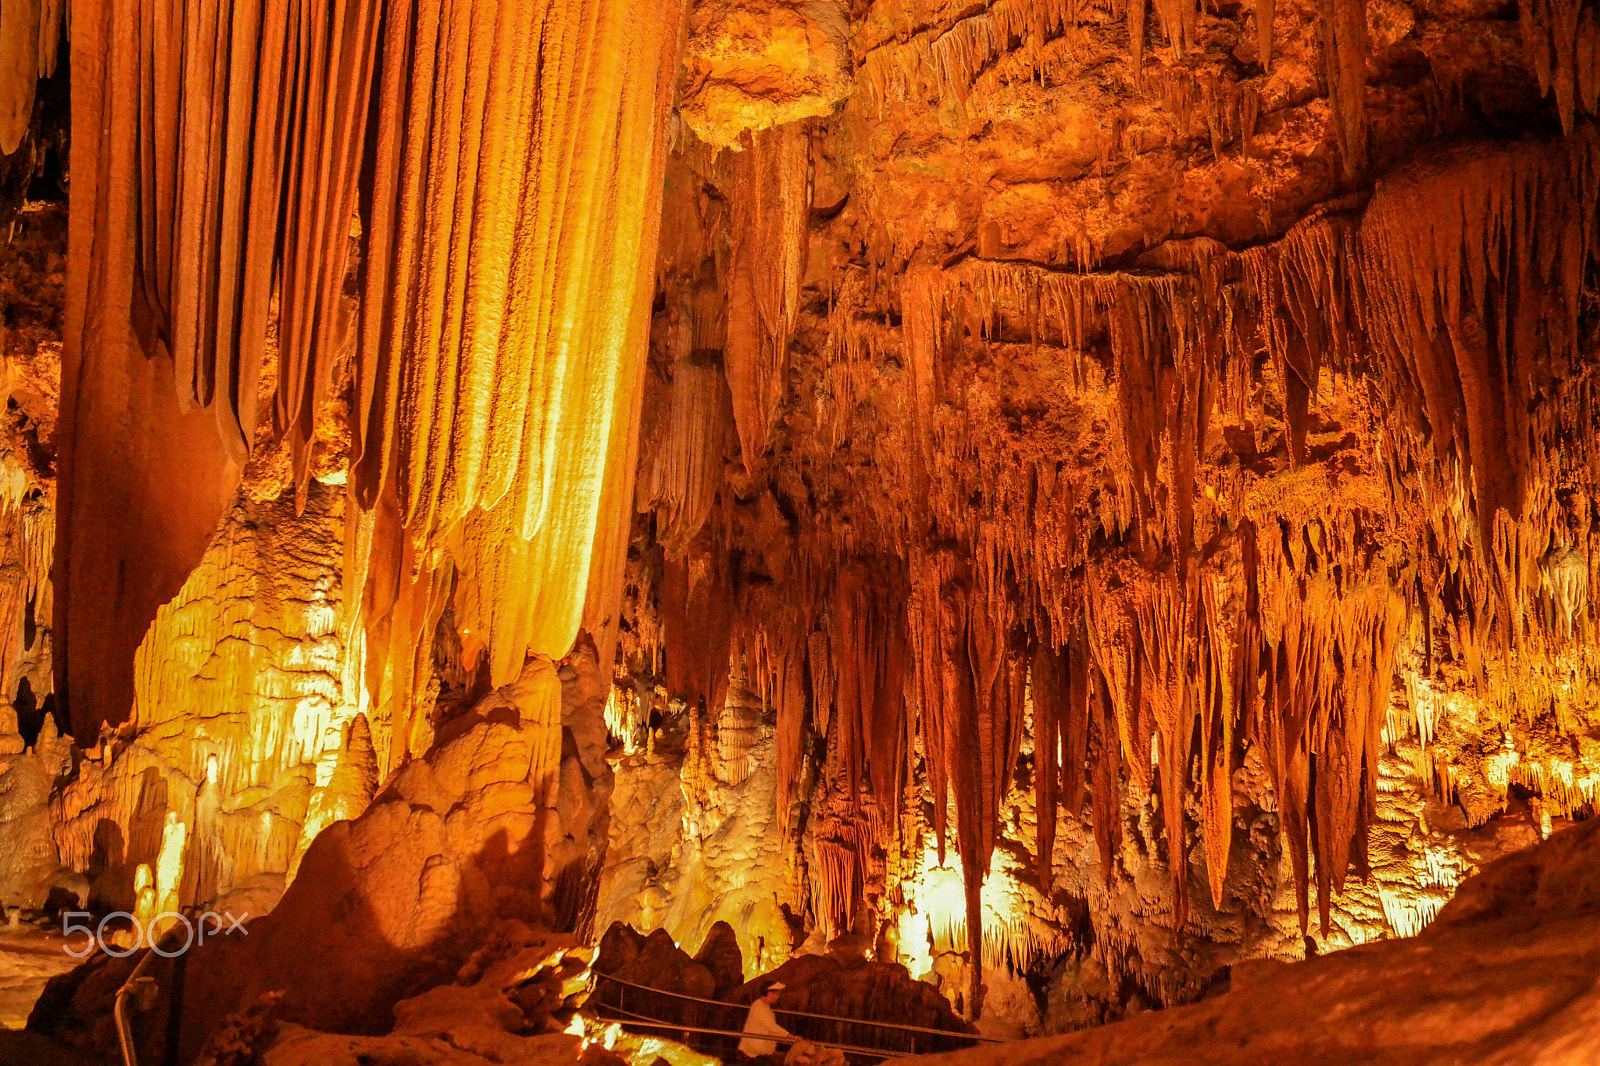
49,482,370,915
59,0,686,742
33,657,567,1061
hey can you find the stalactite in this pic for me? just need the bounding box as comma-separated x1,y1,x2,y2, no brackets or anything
810,801,889,937
1256,0,1275,71
725,122,811,474
745,606,811,830
661,535,735,717
0,0,61,155
1029,634,1090,888
1360,134,1599,543
350,0,688,740
1088,663,1122,883
832,562,911,814
633,84,1600,1017
1320,0,1369,178
156,0,378,463
858,0,1121,111
829,129,1600,973
0,503,29,701
904,541,1033,1013
638,304,735,558
58,0,681,745
60,0,380,738
1129,0,1148,82
1135,580,1198,930
1519,0,1600,133
1030,642,1062,889
1151,0,1197,59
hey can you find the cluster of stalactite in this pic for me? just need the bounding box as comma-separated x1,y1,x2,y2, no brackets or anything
857,0,1272,111
637,126,1600,1011
0,0,62,155
349,0,687,760
857,0,1595,189
900,130,1598,956
58,0,688,755
59,0,376,739
858,0,1125,112
1520,0,1600,133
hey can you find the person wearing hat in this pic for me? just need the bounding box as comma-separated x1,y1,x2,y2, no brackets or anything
738,981,794,1061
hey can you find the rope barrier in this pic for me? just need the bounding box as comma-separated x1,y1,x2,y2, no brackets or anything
597,1002,917,1059
590,970,999,1043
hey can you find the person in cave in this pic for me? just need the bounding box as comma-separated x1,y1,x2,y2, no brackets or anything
737,981,794,1065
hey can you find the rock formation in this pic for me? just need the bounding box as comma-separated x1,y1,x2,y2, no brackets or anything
0,0,1595,1062
899,814,1600,1064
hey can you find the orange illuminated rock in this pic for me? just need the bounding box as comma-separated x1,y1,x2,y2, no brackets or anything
897,817,1600,1065
679,0,851,149
6,0,1600,1052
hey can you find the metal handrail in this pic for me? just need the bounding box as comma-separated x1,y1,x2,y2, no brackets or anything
114,950,157,1066
599,1001,916,1058
591,970,997,1042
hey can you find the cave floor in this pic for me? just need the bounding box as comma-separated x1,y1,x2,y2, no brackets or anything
0,921,78,1029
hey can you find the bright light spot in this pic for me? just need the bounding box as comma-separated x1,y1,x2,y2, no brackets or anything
1380,887,1447,938
889,843,1063,991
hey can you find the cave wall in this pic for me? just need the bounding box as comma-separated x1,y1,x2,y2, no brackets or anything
605,0,1600,1032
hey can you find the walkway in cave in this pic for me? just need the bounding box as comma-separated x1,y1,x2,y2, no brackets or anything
591,971,996,1062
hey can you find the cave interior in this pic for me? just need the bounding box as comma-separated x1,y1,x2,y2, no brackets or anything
0,0,1598,1064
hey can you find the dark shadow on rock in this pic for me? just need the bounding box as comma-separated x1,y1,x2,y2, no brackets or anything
86,817,125,912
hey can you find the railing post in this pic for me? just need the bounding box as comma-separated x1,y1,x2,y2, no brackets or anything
114,951,158,1066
